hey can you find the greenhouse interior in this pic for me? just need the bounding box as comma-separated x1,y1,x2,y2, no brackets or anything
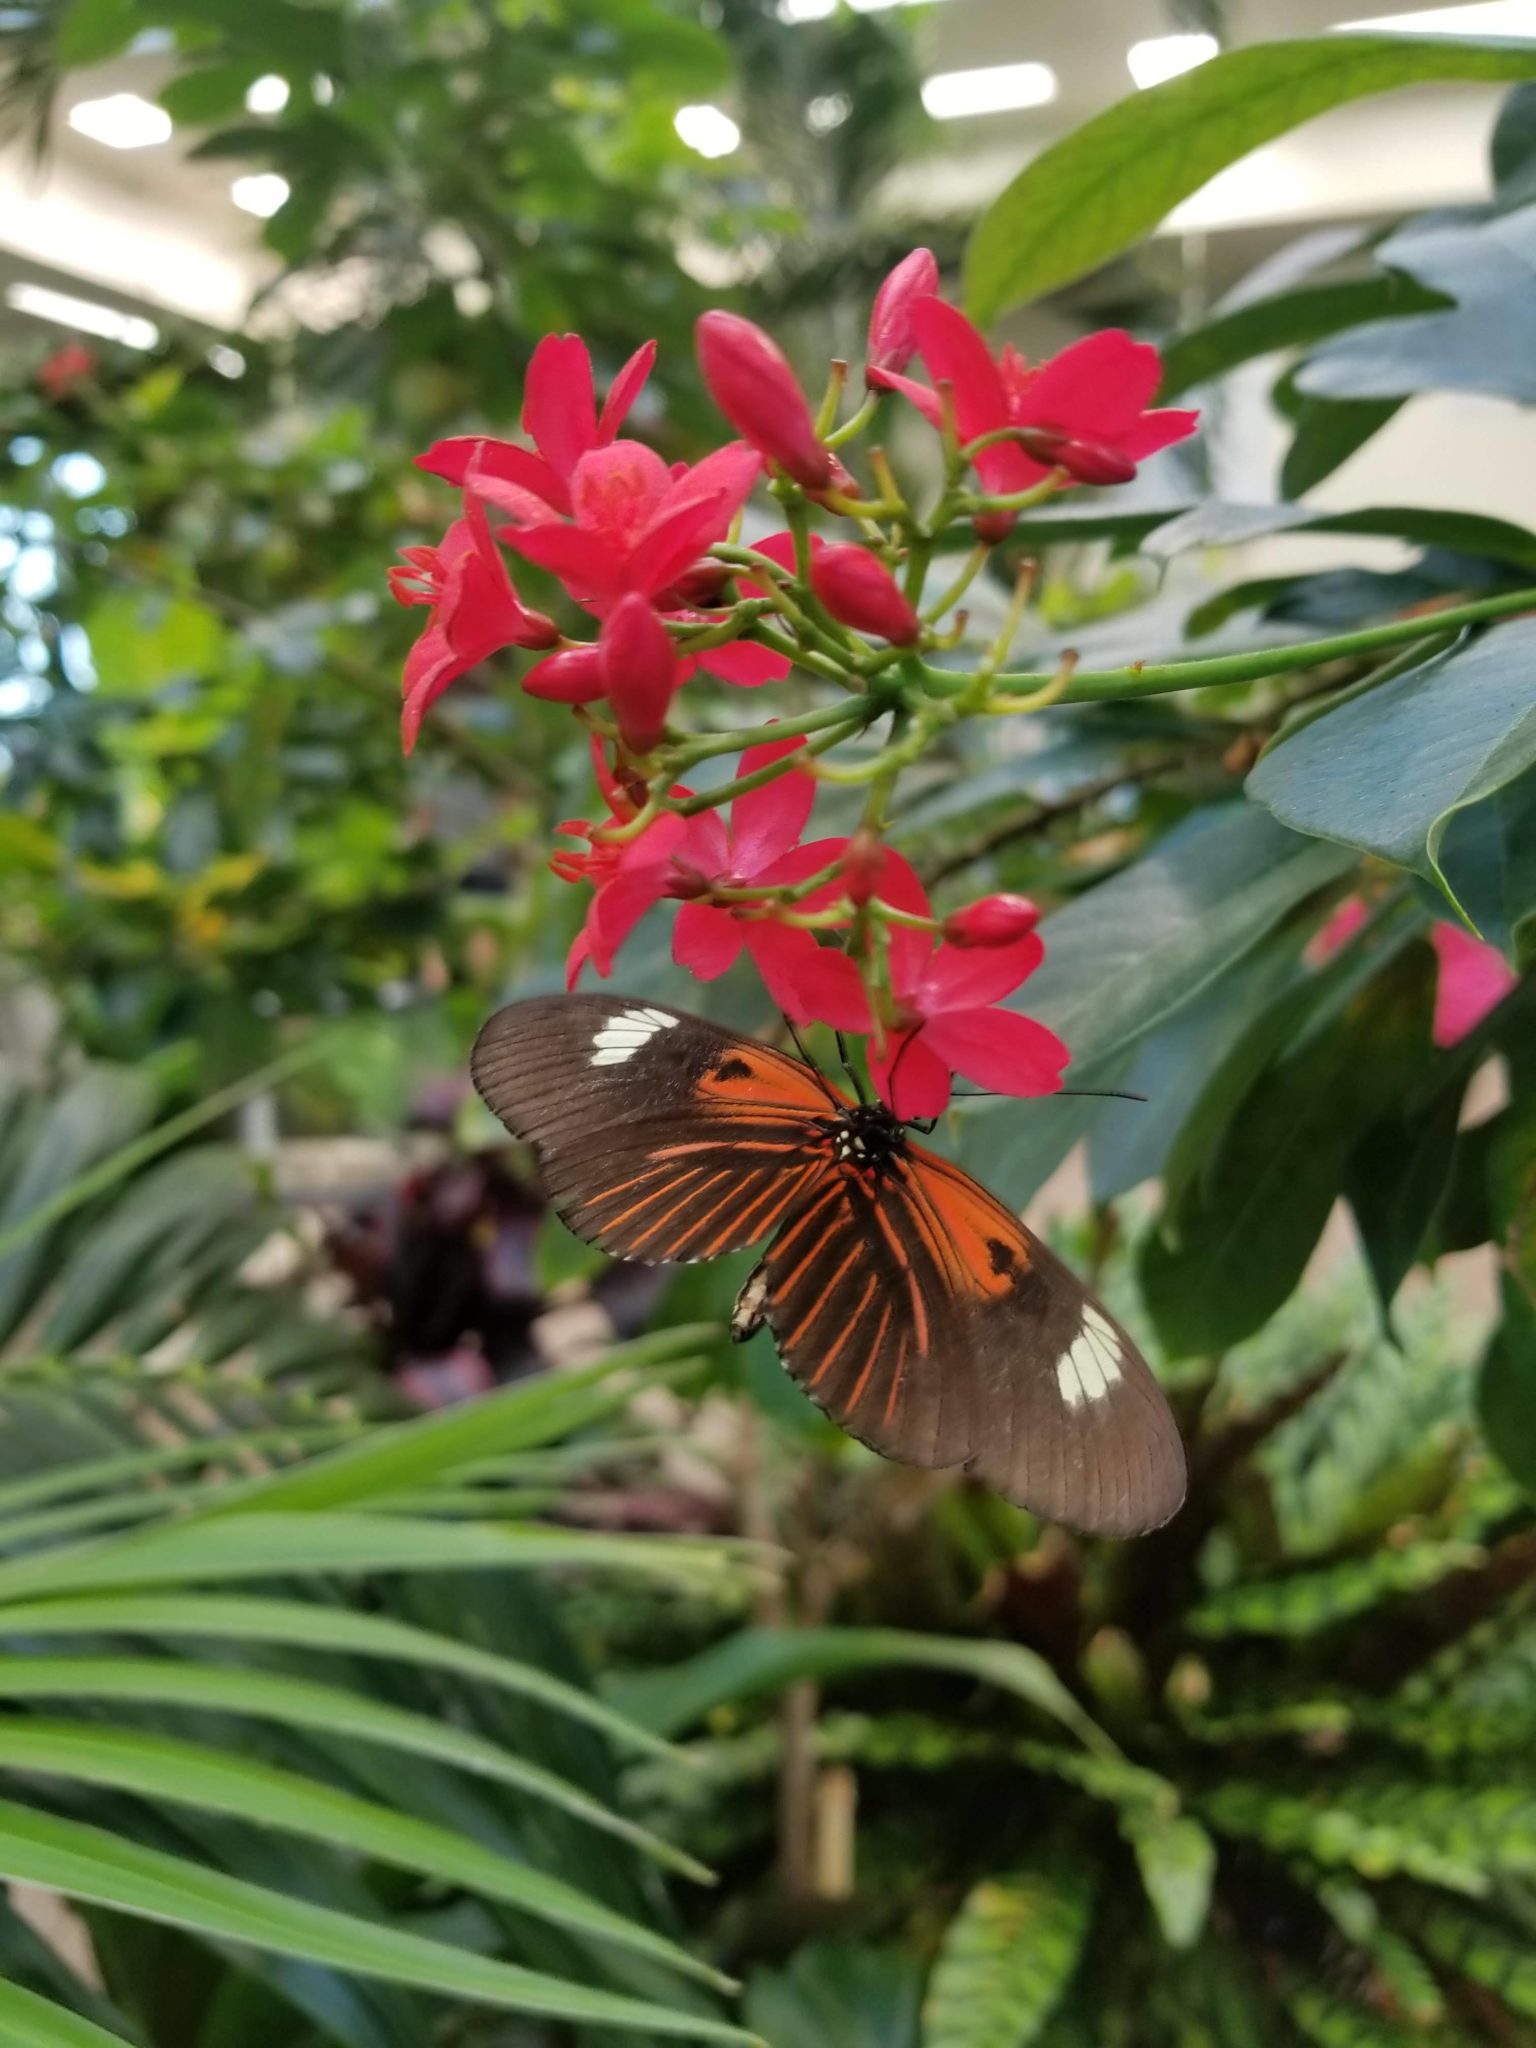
1,0,1535,2043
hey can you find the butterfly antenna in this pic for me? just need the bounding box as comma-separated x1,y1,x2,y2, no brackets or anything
836,1030,871,1105
949,1086,1149,1104
783,1015,842,1109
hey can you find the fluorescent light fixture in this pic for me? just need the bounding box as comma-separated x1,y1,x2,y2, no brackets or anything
674,103,741,158
245,74,290,114
1335,0,1536,29
777,0,836,18
67,93,172,150
231,172,290,217
1127,32,1218,88
5,281,159,351
922,62,1057,120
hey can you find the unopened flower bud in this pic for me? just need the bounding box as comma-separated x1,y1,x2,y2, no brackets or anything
811,545,923,645
601,594,679,754
943,893,1041,947
972,508,1017,545
867,249,938,383
696,310,833,491
841,829,886,908
520,643,608,703
1017,426,1136,487
667,558,733,609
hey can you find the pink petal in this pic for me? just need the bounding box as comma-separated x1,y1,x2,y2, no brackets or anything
673,900,743,980
744,926,871,1030
523,333,597,481
626,490,732,598
417,436,569,514
677,807,731,876
565,923,594,990
922,1006,1070,1099
501,522,625,605
910,297,1010,446
1016,330,1163,442
1306,894,1369,967
868,845,936,995
1117,408,1201,462
867,366,945,428
696,638,791,687
919,932,1045,1012
1431,923,1518,1047
869,1028,951,1120
596,340,657,442
757,836,852,902
670,440,763,523
570,440,674,550
731,736,814,875
589,867,669,976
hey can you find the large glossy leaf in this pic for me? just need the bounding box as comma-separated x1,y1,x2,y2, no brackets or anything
1148,501,1536,574
959,806,1353,1191
0,1719,721,1987
1247,620,1536,924
747,1941,921,2048
0,1655,701,1876
611,1626,1113,1755
1437,767,1536,959
1297,208,1536,405
924,1852,1094,2048
1158,274,1447,399
0,1800,754,2043
963,37,1536,322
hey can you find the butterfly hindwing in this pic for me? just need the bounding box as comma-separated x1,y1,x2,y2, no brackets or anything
766,1139,1185,1537
471,994,838,1263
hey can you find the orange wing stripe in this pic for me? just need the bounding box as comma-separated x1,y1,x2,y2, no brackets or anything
593,1165,703,1233
783,1238,863,1350
869,1187,929,1356
833,1275,881,1398
883,1327,909,1425
626,1169,731,1251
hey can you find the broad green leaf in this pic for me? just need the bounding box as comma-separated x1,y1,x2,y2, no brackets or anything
746,1941,921,2048
0,1720,724,1988
0,1590,680,1759
1247,620,1536,923
964,37,1536,322
0,1654,703,1877
1148,502,1536,575
1123,1814,1217,1951
0,1425,352,1522
1281,398,1405,499
82,591,227,695
1493,79,1536,198
1158,275,1446,398
924,1853,1094,2047
0,1511,742,1608
54,0,139,65
1189,1540,1486,1639
1437,767,1536,960
0,1978,131,2048
0,1800,754,2043
960,806,1352,1191
611,1626,1114,1756
1406,1895,1536,2016
1297,210,1536,406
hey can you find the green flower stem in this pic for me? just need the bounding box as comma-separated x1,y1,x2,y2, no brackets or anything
922,545,988,625
917,586,1536,705
668,719,865,816
826,390,881,449
673,600,776,651
711,543,858,669
669,700,870,771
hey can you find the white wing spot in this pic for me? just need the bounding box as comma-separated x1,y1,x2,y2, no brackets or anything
588,1007,677,1067
1056,1309,1124,1408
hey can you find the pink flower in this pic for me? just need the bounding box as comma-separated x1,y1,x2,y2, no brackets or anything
37,342,97,401
555,807,691,989
867,248,939,383
415,333,656,518
669,738,868,1028
864,851,1069,1118
388,497,558,754
880,298,1198,501
1430,924,1518,1048
520,642,609,704
696,311,833,491
811,544,923,645
943,893,1041,948
601,594,681,753
498,438,761,612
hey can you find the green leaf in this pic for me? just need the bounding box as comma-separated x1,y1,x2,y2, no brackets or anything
1248,621,1536,924
1480,1274,1536,1495
959,806,1353,1192
0,1589,679,1760
0,1978,132,2048
1123,1814,1217,1951
0,1654,703,1877
1405,1895,1536,2016
1159,276,1446,399
0,1719,724,1988
746,1942,921,2048
1149,501,1536,574
611,1627,1115,1756
82,592,227,696
1189,1540,1486,1639
924,1852,1094,2048
1281,398,1406,499
0,1800,754,2044
54,0,139,65
1437,767,1536,959
963,37,1536,323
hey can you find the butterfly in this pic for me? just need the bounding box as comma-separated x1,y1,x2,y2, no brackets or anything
471,994,1186,1536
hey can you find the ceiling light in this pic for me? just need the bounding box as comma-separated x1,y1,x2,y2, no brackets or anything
674,104,741,158
1335,0,1536,29
777,0,836,18
922,62,1058,120
231,173,290,217
6,281,159,350
245,74,290,114
1127,33,1218,88
67,93,172,150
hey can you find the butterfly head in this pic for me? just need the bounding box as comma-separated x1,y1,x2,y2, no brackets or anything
829,1100,906,1176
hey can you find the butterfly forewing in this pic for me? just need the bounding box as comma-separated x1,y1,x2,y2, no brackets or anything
471,996,1185,1536
471,994,838,1263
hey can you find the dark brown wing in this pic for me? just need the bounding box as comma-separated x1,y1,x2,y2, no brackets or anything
764,1136,1186,1538
471,995,839,1264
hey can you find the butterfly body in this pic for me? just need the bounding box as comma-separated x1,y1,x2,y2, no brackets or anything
472,994,1185,1536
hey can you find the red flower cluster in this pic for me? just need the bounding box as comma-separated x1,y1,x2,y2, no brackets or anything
392,254,1201,1113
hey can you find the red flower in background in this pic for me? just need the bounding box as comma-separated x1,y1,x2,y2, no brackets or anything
1430,924,1518,1047
879,299,1198,501
389,496,558,753
866,248,939,382
37,342,97,401
416,333,656,519
863,851,1068,1118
